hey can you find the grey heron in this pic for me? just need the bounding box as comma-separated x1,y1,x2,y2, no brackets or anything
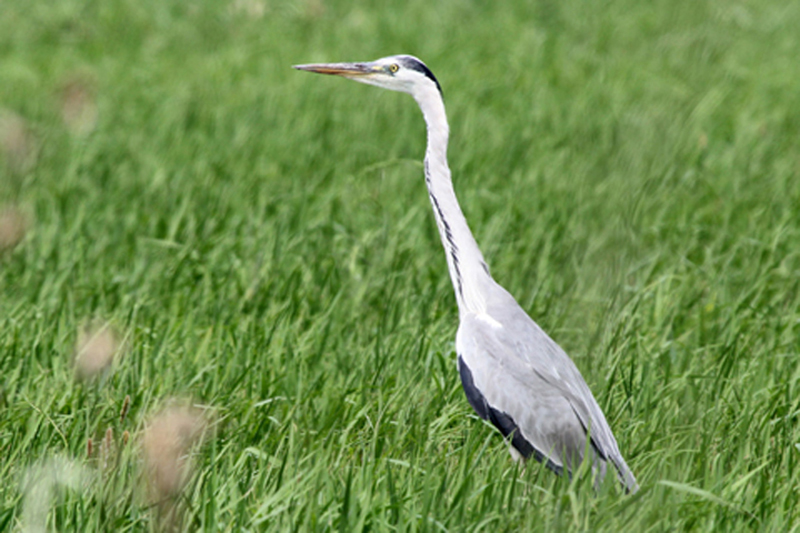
294,55,638,492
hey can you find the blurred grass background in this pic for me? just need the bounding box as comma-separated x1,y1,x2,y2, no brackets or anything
1,0,799,530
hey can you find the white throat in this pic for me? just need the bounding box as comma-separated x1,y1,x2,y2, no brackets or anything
412,84,493,316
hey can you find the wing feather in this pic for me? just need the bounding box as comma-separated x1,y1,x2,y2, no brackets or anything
455,285,638,492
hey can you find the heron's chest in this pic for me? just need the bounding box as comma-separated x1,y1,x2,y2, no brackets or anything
455,313,504,360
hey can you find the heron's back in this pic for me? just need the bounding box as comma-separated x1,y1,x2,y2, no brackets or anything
456,281,638,492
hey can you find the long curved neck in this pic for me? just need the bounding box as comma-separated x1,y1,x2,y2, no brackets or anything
413,86,492,315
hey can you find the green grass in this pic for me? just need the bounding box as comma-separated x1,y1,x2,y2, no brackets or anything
1,0,799,530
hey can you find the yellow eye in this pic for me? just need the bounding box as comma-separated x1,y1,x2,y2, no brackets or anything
389,64,399,73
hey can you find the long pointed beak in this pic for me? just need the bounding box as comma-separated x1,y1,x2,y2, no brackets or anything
293,62,379,78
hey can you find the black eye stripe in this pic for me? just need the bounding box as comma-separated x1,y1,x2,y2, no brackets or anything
395,56,442,95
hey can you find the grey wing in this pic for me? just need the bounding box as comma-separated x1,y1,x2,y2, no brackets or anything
456,299,638,491
456,313,592,473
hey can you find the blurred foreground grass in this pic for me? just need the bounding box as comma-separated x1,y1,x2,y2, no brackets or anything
1,0,799,530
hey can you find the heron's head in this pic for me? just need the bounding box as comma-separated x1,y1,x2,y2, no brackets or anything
294,55,442,98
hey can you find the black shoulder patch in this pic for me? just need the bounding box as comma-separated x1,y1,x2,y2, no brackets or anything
397,56,442,95
457,355,563,475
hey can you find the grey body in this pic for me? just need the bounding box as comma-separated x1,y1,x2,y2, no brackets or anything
294,55,638,492
456,279,636,490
